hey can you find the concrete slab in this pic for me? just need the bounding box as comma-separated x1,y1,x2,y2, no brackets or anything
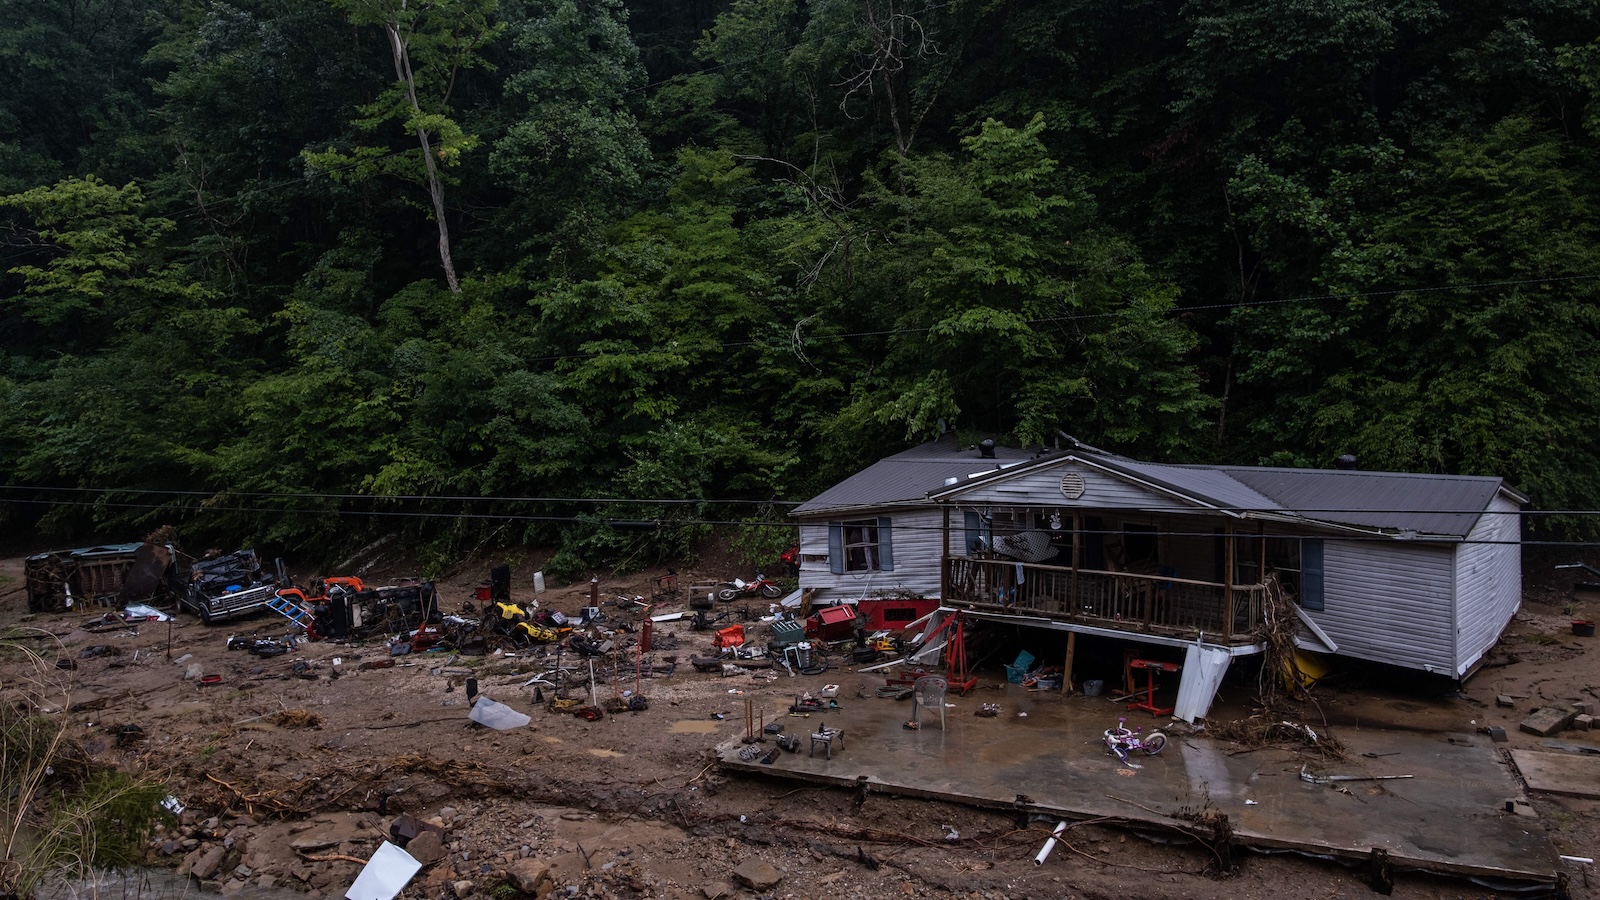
1511,749,1600,799
719,682,1559,886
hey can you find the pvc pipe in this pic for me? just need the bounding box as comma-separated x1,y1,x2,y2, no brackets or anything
1035,821,1069,865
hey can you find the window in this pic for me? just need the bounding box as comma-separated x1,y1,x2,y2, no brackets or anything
828,517,894,574
1236,535,1325,610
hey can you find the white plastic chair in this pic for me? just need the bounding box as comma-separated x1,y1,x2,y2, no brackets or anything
912,675,948,731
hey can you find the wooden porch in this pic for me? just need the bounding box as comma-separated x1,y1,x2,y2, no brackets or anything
942,557,1265,644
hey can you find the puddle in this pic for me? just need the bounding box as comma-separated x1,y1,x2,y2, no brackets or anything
668,719,723,734
588,748,624,758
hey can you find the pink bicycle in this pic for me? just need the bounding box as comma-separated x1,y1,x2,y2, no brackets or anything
1104,717,1167,763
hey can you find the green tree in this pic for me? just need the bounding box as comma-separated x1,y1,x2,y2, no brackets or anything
304,0,503,293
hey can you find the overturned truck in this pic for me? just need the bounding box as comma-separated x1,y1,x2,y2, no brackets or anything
25,542,182,613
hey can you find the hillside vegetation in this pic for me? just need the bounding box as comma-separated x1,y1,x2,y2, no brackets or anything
2,0,1598,571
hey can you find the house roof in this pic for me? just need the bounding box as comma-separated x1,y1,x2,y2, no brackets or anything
791,434,1039,515
805,437,1525,541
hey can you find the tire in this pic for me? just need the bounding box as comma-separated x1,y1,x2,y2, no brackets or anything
718,588,739,602
1142,731,1167,755
761,584,782,599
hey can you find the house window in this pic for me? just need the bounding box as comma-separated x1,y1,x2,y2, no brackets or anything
828,517,894,574
1241,536,1325,611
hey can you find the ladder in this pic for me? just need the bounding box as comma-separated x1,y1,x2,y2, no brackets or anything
265,594,313,629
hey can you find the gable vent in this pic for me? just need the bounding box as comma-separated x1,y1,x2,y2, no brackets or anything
1060,473,1086,499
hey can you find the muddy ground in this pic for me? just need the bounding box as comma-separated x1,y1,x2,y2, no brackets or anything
4,541,1600,900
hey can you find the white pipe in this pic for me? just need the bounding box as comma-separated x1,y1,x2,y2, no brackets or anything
1034,821,1068,865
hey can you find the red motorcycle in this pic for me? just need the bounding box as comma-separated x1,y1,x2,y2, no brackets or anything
719,573,783,601
777,544,800,575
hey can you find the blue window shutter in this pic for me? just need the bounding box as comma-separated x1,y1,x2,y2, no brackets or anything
828,523,844,575
877,517,894,571
1300,539,1325,611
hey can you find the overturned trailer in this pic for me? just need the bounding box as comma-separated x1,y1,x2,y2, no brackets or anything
25,542,182,613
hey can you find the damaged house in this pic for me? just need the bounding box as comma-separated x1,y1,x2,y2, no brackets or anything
793,434,1525,715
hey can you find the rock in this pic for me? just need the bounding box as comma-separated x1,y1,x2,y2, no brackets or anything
1496,695,1516,708
220,879,246,896
289,836,340,852
731,858,782,891
703,883,734,899
507,858,551,893
405,830,446,866
452,880,474,897
191,844,228,880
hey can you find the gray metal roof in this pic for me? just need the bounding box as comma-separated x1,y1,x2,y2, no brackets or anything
1217,466,1515,538
844,441,1523,540
792,435,1039,515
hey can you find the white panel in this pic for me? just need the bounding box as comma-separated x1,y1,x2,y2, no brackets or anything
796,508,947,602
948,462,1198,513
1453,494,1522,676
1304,540,1456,673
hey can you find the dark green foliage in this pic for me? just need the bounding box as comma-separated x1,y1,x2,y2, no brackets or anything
3,0,1600,559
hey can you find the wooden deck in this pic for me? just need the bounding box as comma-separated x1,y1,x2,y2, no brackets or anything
943,557,1265,643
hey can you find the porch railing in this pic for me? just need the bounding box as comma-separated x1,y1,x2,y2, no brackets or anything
943,557,1263,643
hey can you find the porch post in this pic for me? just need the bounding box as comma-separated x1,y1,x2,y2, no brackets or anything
941,506,951,602
1070,512,1081,620
1223,527,1236,642
1062,630,1077,695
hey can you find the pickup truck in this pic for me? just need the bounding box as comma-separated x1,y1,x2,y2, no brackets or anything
181,549,281,623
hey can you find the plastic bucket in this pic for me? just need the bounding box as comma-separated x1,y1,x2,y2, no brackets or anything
1082,679,1105,697
1574,621,1596,637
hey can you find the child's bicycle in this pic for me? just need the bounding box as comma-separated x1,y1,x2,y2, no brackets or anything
1104,717,1167,764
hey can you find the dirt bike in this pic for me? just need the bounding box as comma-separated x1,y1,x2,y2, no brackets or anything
1104,717,1167,764
719,573,783,601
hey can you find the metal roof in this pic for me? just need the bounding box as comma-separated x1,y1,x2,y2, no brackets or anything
822,440,1522,540
1217,466,1515,538
792,435,1039,515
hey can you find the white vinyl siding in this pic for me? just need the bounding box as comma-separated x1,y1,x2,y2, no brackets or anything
1454,493,1522,676
1309,540,1456,673
950,462,1197,514
797,508,944,602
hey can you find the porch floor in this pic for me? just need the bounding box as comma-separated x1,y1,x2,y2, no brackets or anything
717,674,1558,885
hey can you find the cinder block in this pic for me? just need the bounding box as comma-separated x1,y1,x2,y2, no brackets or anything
1576,701,1593,716
1488,725,1508,742
1497,695,1517,708
1576,714,1595,731
1521,707,1578,737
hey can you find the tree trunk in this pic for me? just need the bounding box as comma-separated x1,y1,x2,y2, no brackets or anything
386,22,461,293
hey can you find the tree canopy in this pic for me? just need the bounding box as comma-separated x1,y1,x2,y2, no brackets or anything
2,0,1597,571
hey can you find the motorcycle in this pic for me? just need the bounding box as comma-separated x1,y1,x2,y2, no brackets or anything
719,573,783,601
777,544,800,575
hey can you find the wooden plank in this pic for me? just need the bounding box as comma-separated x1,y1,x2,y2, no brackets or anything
1510,749,1600,799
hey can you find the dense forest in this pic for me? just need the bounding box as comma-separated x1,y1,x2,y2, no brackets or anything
2,0,1598,575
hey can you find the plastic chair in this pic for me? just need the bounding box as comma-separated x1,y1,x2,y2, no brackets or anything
912,676,948,731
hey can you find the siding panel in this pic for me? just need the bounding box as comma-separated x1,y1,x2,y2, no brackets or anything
949,462,1197,513
798,509,946,601
1454,494,1522,676
1309,541,1456,672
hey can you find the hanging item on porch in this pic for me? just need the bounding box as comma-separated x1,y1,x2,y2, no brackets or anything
994,530,1054,563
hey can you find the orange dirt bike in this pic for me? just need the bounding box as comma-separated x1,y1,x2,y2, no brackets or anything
718,573,783,601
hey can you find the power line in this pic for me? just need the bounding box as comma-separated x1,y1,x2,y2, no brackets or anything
0,494,1583,547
